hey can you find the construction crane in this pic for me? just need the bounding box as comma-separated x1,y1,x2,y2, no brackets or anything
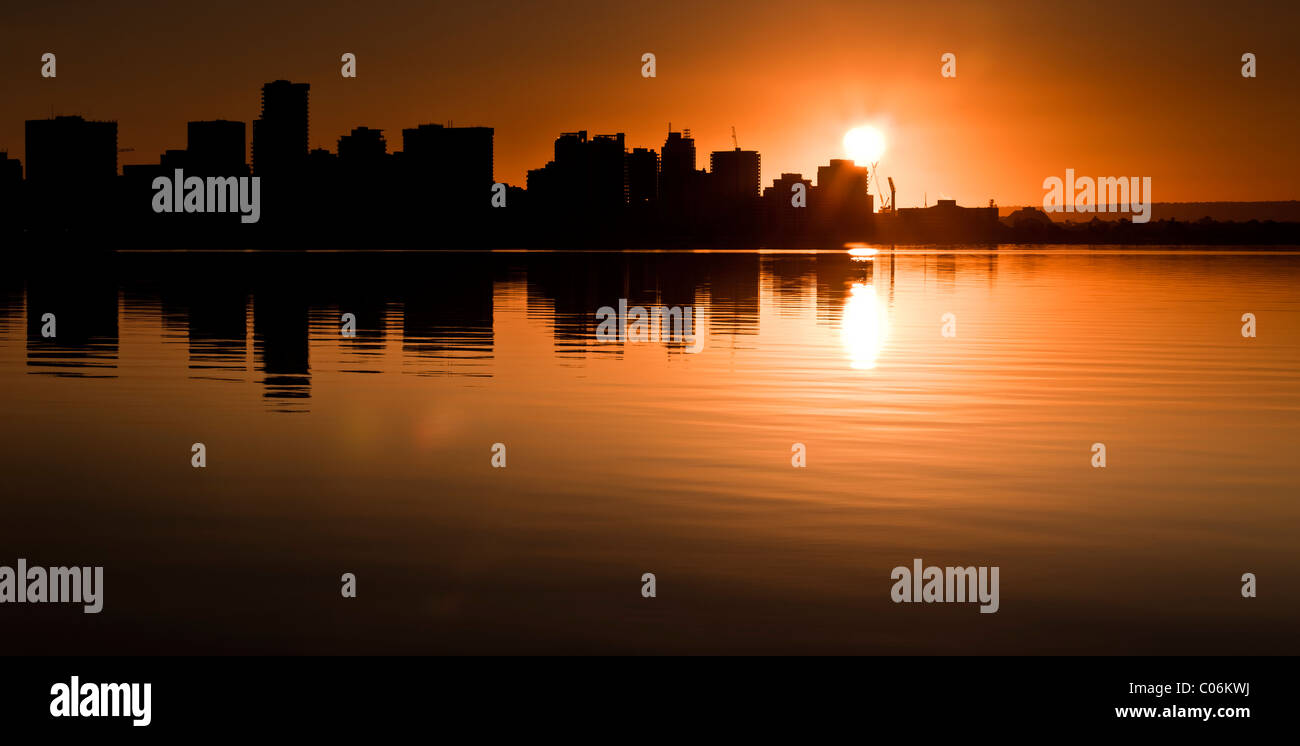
731,126,739,150
870,161,893,213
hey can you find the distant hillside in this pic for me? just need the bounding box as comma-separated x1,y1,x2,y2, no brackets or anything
997,201,1300,223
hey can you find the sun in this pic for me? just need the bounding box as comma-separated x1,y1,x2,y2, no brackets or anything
843,125,886,165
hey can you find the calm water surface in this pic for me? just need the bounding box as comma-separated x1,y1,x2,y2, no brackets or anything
1,248,1297,653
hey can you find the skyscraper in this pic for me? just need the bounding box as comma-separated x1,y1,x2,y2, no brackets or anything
587,133,626,208
252,80,309,177
626,148,659,205
659,129,696,205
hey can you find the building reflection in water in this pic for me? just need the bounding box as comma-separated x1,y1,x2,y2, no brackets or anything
25,276,120,377
6,250,941,401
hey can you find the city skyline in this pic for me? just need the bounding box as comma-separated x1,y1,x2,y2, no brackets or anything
6,77,1297,250
6,78,908,249
2,0,1297,207
6,80,869,204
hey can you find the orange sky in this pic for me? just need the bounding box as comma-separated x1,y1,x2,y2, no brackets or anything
2,0,1297,207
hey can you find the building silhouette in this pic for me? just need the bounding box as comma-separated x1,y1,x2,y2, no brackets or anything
893,198,999,241
626,147,659,205
23,115,118,227
527,130,626,210
709,147,761,202
252,80,310,177
187,120,247,175
764,172,812,201
401,123,493,214
159,149,189,170
307,148,338,171
763,172,813,236
401,124,493,184
338,127,388,164
0,152,20,233
1,151,22,183
24,115,117,184
659,129,697,206
588,133,627,208
335,127,390,221
812,159,873,236
13,77,1279,249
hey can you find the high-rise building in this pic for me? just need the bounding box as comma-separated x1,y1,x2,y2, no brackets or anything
525,162,558,201
527,131,583,207
24,116,118,184
626,148,659,205
659,129,696,205
553,130,588,177
252,80,310,177
815,159,871,208
587,133,626,208
399,123,493,215
527,130,626,209
709,148,761,202
401,124,493,188
813,159,873,235
187,120,247,175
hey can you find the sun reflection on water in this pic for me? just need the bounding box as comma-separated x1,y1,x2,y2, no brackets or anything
841,281,889,370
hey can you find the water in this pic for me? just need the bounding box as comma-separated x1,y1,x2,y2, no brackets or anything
1,248,1297,654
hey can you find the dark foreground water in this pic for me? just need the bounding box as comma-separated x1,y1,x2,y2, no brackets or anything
0,248,1297,654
